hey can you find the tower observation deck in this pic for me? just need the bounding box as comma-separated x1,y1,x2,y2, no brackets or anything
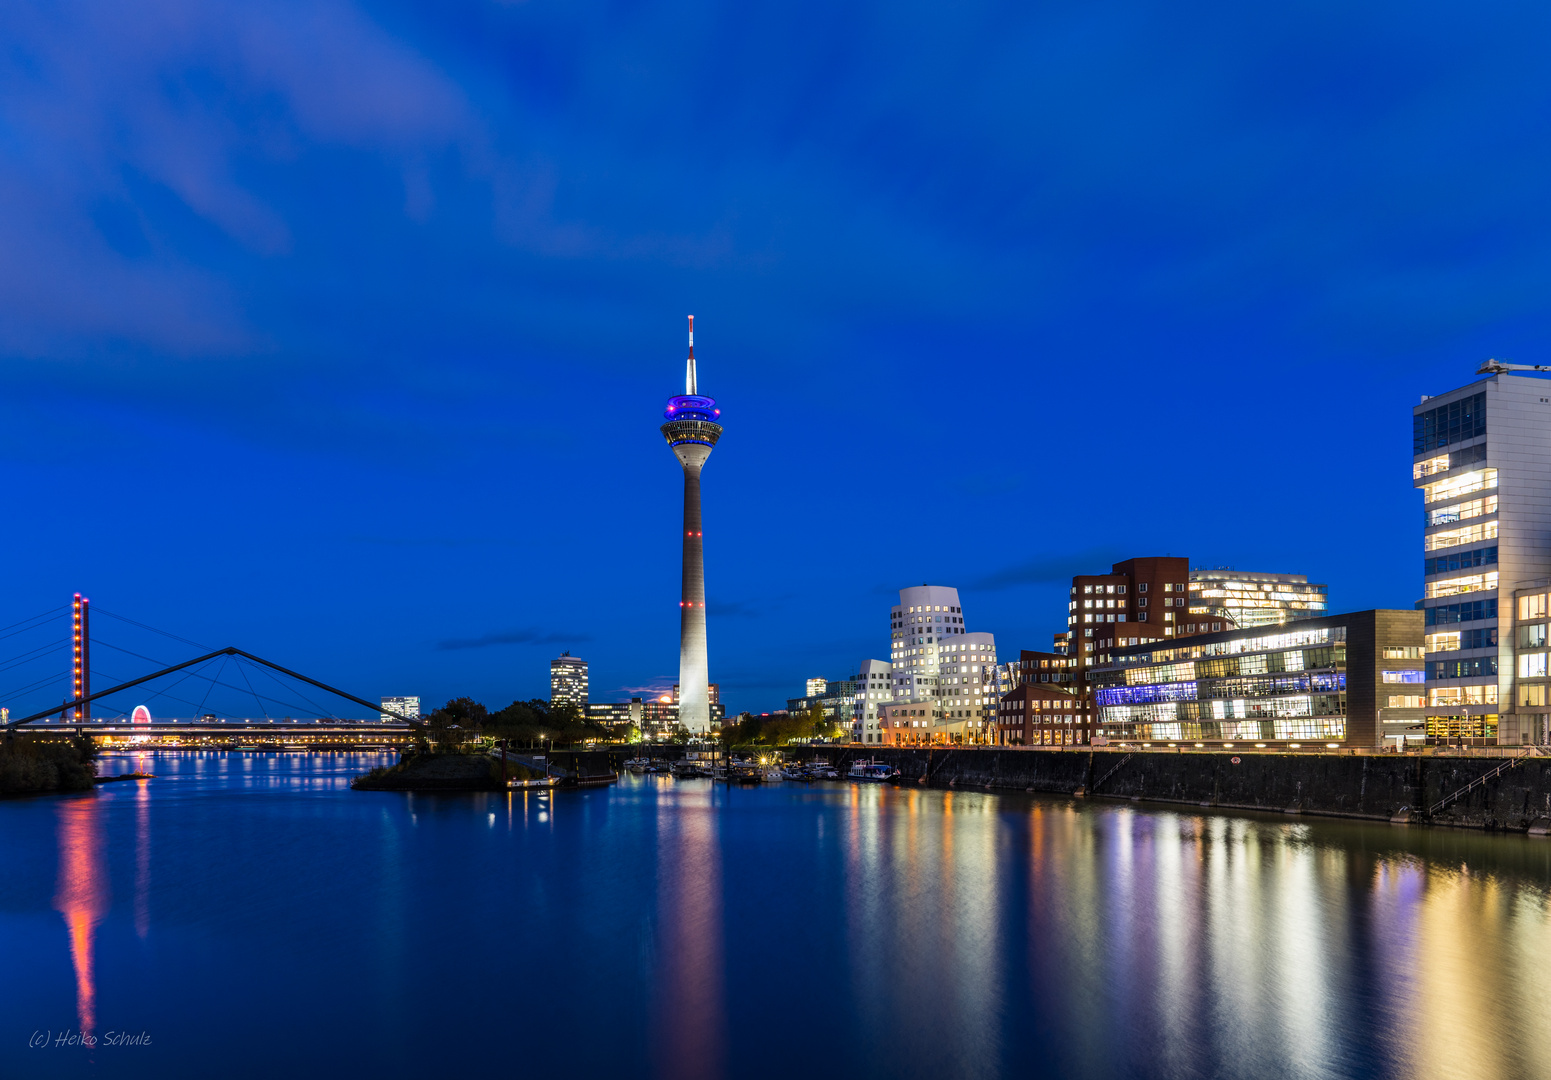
662,316,722,733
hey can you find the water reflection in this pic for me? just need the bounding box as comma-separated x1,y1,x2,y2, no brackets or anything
12,755,1551,1080
838,785,1003,1078
53,796,109,1035
134,774,151,939
654,787,724,1080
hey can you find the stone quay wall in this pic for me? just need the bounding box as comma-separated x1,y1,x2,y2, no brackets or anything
791,746,1551,832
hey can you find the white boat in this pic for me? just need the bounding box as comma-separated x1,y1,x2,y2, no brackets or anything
848,759,899,782
623,757,652,773
761,766,785,783
781,766,806,780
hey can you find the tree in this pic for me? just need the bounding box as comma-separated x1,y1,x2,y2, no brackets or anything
806,704,826,740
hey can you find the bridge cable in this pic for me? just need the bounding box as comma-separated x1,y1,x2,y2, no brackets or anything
246,655,337,720
119,659,227,715
89,666,244,721
94,639,339,720
0,670,74,706
233,657,271,720
93,644,295,716
192,655,229,720
0,606,70,643
93,640,177,670
0,641,69,676
90,608,209,651
101,656,337,720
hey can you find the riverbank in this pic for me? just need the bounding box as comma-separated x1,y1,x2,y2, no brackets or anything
351,752,504,791
0,738,97,795
789,746,1551,832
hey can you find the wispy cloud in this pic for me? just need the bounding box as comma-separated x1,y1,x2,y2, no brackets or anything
437,628,590,650
616,679,676,698
969,550,1122,591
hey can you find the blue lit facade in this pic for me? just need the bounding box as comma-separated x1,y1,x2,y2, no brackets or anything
1090,610,1423,748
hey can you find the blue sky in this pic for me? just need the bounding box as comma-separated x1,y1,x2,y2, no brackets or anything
1,0,1548,717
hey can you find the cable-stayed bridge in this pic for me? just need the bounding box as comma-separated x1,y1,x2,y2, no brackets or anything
0,596,419,746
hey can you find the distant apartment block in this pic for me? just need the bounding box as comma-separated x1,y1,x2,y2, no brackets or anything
588,694,725,736
380,696,420,723
790,662,893,740
550,653,589,713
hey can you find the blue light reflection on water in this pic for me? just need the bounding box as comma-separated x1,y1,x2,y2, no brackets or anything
3,753,1551,1079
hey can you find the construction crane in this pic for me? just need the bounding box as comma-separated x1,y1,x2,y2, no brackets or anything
1477,358,1551,375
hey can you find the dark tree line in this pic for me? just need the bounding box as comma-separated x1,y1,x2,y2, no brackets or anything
423,697,611,751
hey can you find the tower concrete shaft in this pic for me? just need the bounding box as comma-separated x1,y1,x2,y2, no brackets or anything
677,447,711,731
661,316,722,734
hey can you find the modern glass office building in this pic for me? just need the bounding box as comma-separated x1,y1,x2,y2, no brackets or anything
1186,570,1329,631
1415,375,1551,745
1091,610,1423,748
1511,583,1551,745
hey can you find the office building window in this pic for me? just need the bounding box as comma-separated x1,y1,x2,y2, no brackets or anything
1413,392,1486,453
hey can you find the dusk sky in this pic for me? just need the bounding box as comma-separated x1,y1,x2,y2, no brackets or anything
2,1,1549,717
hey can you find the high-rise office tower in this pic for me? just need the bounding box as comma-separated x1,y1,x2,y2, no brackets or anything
550,653,588,713
661,316,722,734
1414,371,1551,745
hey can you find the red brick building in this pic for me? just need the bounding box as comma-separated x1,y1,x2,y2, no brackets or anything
995,683,1080,746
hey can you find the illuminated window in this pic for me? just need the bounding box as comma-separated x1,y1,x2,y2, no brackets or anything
1427,495,1498,527
1425,572,1499,599
1413,454,1450,479
1387,695,1425,708
1423,468,1497,505
1519,653,1548,679
1429,685,1498,706
1425,521,1499,551
1425,632,1461,652
1520,594,1548,620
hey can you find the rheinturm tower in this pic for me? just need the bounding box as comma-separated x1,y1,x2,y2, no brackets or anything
661,316,722,734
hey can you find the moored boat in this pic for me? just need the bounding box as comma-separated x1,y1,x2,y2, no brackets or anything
848,759,899,782
508,775,560,789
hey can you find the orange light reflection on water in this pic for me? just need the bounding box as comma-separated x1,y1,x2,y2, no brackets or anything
53,797,109,1036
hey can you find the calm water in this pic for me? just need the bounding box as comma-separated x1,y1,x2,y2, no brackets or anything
4,752,1551,1079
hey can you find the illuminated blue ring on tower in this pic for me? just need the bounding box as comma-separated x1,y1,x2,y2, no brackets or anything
662,394,723,448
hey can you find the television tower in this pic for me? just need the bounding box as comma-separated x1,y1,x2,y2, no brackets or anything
661,316,722,733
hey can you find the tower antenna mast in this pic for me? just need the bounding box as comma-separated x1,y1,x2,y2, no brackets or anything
686,315,697,395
